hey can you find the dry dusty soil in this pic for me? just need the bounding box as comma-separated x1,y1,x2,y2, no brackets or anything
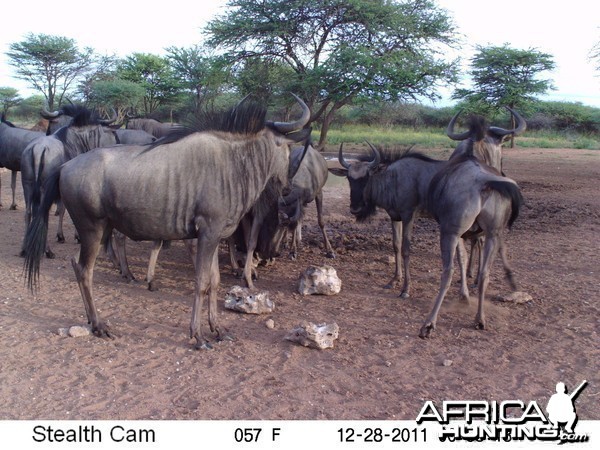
0,146,598,420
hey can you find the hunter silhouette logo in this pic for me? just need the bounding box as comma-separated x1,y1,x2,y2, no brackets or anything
546,380,587,435
416,379,590,444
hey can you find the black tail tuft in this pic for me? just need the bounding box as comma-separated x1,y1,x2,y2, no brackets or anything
485,180,524,228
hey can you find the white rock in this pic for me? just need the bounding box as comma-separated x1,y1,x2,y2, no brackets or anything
265,319,275,329
298,265,341,296
494,291,533,304
285,321,339,349
224,285,275,314
68,325,91,337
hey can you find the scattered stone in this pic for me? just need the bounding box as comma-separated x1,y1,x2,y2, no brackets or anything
443,359,453,367
67,325,92,338
285,321,339,349
224,285,275,314
494,291,533,304
57,328,69,337
265,319,275,329
298,265,341,296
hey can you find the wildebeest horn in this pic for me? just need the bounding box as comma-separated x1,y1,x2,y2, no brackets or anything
269,93,310,134
446,109,471,141
338,143,350,169
40,108,63,119
488,107,527,137
365,141,381,169
99,108,118,125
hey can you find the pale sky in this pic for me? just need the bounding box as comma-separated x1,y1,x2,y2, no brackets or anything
1,0,599,107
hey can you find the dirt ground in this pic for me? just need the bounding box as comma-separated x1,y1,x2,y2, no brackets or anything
0,146,598,421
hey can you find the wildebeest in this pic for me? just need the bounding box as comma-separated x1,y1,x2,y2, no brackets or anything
330,143,469,299
126,117,181,138
20,106,120,257
0,115,44,210
446,108,526,280
420,133,523,338
24,94,311,349
273,142,335,260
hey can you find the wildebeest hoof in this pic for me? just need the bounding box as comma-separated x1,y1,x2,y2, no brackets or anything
92,323,114,339
45,250,56,259
288,252,297,260
398,291,410,299
9,204,17,210
147,281,158,291
56,234,65,243
194,340,213,351
217,334,235,343
326,251,336,259
475,319,486,330
419,323,435,339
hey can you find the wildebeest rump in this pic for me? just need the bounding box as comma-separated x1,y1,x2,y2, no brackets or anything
20,106,120,257
24,94,311,349
0,115,44,210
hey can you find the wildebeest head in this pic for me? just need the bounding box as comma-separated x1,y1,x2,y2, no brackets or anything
329,142,381,221
41,103,117,135
447,107,527,171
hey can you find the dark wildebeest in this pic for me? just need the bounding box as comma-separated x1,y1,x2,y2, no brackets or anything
330,143,469,299
272,142,335,260
20,106,121,257
420,130,523,338
446,107,527,280
0,115,44,210
24,94,311,349
126,117,181,139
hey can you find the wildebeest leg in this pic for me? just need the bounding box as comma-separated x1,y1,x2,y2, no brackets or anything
398,216,417,298
110,231,136,282
208,247,230,342
242,217,261,289
384,221,403,289
10,171,18,210
56,201,66,243
184,238,197,270
498,237,517,290
315,191,335,258
190,236,220,350
146,240,164,291
419,232,459,338
456,238,470,302
289,222,299,260
71,226,112,338
475,233,500,330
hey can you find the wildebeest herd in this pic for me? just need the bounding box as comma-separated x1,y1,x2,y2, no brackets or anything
0,95,526,349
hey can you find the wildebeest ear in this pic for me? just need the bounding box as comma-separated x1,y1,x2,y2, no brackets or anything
328,168,348,177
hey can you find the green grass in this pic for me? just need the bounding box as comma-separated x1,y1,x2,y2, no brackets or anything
317,125,600,150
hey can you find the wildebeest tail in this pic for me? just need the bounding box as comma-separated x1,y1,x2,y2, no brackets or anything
30,147,47,218
23,167,62,291
485,180,523,228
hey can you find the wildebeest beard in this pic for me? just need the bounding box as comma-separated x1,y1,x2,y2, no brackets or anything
352,201,377,222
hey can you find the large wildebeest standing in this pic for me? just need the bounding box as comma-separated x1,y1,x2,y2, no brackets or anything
330,143,470,300
272,142,335,260
420,135,523,338
0,115,44,210
20,106,120,257
126,117,181,138
24,94,311,349
446,108,527,279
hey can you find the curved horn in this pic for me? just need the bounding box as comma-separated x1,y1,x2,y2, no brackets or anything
269,93,311,134
446,109,470,141
489,107,527,137
365,141,381,170
40,108,63,119
338,143,350,169
98,108,118,125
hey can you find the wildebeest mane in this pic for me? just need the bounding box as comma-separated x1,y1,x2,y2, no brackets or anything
145,99,268,150
359,144,434,171
1,113,17,127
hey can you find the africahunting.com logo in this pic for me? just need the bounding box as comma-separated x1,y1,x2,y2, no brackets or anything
416,380,589,444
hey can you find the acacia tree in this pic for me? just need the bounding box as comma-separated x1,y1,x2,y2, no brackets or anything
5,33,94,110
206,0,458,147
117,53,182,117
0,87,21,116
165,45,230,113
452,44,556,147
